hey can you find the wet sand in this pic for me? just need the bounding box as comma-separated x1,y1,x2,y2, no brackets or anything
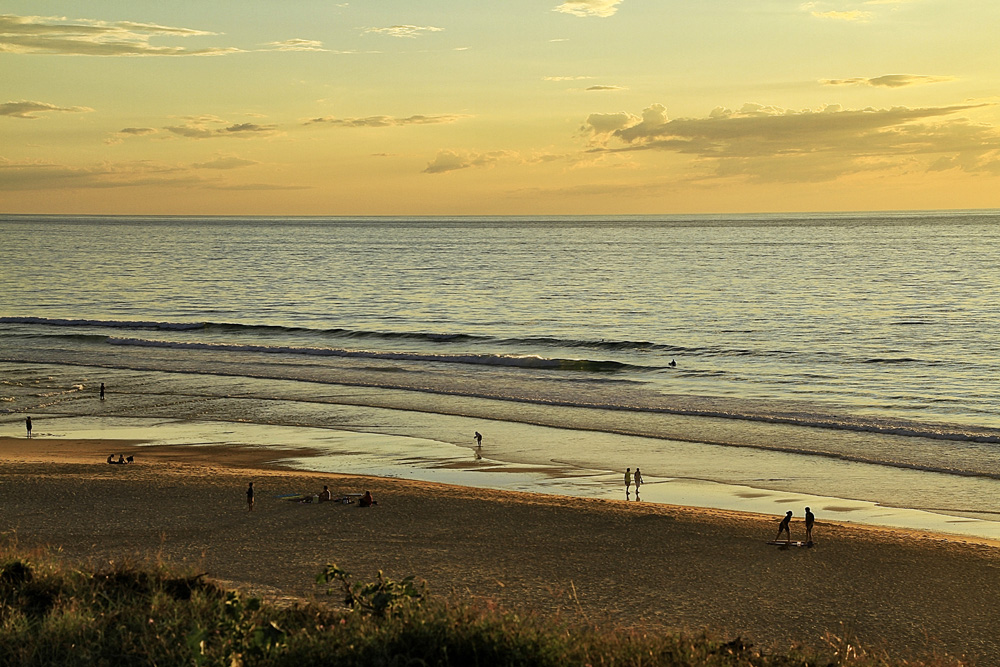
2,436,999,662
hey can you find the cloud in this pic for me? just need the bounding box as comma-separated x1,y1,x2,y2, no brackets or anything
0,13,241,56
105,126,158,144
586,85,626,91
583,102,1000,182
305,113,468,127
0,100,93,118
810,9,873,21
822,74,955,88
0,157,306,191
554,0,624,18
423,149,517,174
362,25,443,38
261,38,328,52
192,155,259,170
164,119,278,139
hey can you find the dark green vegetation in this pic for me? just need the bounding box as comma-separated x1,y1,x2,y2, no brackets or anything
0,548,963,667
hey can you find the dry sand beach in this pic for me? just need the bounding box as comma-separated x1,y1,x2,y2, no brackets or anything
2,436,1000,663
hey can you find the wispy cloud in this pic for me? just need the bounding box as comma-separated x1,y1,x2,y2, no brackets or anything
362,25,443,38
554,0,624,18
0,100,93,118
105,126,158,145
811,9,873,21
822,74,955,88
423,149,517,174
192,155,259,170
164,119,278,139
584,102,1000,182
305,114,468,127
586,85,627,91
544,75,594,81
261,38,328,52
0,13,240,56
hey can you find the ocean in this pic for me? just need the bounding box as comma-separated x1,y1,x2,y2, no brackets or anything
3,211,1000,537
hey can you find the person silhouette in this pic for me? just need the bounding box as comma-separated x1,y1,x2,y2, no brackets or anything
624,467,632,495
100,383,105,400
634,467,643,493
775,510,793,542
25,416,32,438
246,482,255,512
805,507,815,544
474,431,482,447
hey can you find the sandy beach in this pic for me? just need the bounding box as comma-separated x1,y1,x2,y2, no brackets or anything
2,436,999,663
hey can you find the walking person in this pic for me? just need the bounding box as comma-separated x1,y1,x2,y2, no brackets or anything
624,467,632,495
246,482,255,512
805,507,815,544
25,416,32,438
775,510,793,542
634,467,643,493
474,431,482,447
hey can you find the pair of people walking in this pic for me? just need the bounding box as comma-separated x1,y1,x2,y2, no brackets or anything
624,467,643,495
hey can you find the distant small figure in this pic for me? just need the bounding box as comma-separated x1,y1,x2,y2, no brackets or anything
634,467,643,492
117,454,125,464
100,383,105,400
669,359,677,367
805,507,815,544
775,510,793,542
474,431,482,447
359,490,377,507
624,467,632,494
246,482,255,512
25,416,32,438
125,455,134,464
319,485,332,502
107,454,114,464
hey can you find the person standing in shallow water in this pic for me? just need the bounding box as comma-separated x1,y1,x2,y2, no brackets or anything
246,482,254,512
474,431,482,447
25,416,32,438
624,467,632,494
633,467,643,494
100,383,105,400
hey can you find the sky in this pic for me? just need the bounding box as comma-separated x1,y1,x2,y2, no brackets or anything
2,0,999,215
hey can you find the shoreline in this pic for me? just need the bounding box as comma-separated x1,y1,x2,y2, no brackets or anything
3,436,1000,661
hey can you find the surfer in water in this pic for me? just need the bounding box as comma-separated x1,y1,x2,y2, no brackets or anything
775,510,793,542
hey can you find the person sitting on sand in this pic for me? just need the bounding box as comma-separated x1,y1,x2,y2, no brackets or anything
117,454,126,465
318,485,332,502
359,490,377,507
107,454,115,464
775,510,793,542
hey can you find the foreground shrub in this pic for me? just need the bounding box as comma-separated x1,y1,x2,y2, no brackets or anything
0,549,966,667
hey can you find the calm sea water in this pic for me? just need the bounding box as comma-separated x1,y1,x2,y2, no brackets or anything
2,212,1000,528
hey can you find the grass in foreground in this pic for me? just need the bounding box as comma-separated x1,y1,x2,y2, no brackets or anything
0,546,965,667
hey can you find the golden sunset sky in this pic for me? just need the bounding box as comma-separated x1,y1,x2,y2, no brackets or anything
2,1,999,215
